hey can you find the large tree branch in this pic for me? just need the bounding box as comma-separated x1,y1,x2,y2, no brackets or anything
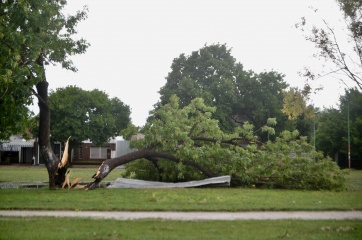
87,149,217,189
191,136,248,149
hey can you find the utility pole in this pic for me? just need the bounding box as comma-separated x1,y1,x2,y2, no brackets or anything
314,110,318,161
348,102,351,169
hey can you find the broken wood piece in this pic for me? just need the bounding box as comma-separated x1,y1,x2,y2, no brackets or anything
73,184,87,189
62,170,71,189
70,177,81,188
58,136,71,169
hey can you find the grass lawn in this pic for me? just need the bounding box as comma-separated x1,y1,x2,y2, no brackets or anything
0,165,123,183
1,217,361,240
0,187,361,211
0,166,361,239
0,167,361,211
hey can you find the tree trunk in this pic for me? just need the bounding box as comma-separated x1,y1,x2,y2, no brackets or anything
87,149,216,189
35,61,65,189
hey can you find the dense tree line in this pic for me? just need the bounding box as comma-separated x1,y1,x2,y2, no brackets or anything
316,88,362,168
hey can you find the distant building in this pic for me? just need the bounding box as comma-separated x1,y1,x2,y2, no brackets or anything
71,137,137,165
0,135,139,165
0,135,36,164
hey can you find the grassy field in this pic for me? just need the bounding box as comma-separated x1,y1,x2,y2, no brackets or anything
0,187,361,211
0,166,361,211
0,165,122,183
0,166,361,239
1,217,361,240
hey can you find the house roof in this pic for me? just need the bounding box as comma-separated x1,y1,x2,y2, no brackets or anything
2,140,35,148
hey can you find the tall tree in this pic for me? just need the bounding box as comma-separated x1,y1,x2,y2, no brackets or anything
316,88,362,167
339,88,362,163
281,86,316,138
158,44,289,138
49,86,131,148
316,108,345,161
158,44,241,132
0,1,89,188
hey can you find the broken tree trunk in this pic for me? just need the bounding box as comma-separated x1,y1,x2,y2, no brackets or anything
36,76,70,189
86,149,217,190
36,79,61,189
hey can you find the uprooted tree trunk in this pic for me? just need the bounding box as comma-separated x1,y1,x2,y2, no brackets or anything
86,149,217,190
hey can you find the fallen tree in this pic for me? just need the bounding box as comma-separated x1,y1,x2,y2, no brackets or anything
87,96,348,191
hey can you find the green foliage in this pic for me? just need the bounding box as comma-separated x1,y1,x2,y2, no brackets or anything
0,84,32,140
336,0,362,41
316,108,345,157
316,88,362,162
158,44,290,137
123,95,347,190
282,87,314,120
120,123,140,140
248,131,348,190
0,0,89,139
49,86,131,146
340,89,362,158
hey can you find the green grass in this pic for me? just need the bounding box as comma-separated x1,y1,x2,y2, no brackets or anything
1,217,361,240
0,187,361,211
0,166,123,183
0,169,361,211
1,168,361,239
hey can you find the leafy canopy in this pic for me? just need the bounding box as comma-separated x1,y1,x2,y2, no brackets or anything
49,86,131,146
158,44,290,136
316,88,362,163
0,0,89,139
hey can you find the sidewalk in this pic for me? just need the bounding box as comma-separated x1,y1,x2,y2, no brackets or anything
1,210,362,221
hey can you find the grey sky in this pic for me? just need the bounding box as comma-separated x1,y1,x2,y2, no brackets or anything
36,0,351,127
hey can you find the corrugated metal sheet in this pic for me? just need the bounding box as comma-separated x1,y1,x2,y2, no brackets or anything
0,141,34,151
5,141,34,147
107,176,231,188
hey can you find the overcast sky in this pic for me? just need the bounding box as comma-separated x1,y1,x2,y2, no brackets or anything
37,0,352,127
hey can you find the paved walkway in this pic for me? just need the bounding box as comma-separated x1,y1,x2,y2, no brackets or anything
1,210,362,221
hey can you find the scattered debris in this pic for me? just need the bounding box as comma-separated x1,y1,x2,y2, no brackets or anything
62,170,82,189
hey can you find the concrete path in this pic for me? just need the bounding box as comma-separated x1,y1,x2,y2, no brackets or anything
1,210,362,221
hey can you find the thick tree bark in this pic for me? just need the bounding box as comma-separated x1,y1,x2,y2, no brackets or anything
36,80,64,189
35,57,65,189
87,149,217,189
